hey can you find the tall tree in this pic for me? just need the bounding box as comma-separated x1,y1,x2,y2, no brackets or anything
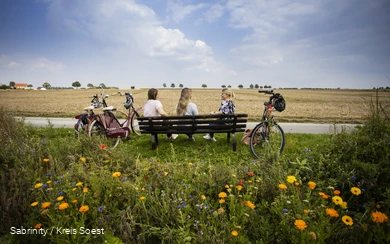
255,84,259,89
163,83,167,88
72,81,81,88
250,84,254,89
171,83,175,88
42,82,51,89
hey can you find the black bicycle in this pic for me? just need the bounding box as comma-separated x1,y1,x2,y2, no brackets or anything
250,90,286,158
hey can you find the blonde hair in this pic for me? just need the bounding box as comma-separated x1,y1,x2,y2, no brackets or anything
176,88,192,116
222,88,235,100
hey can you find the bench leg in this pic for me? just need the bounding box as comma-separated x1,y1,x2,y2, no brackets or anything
227,133,231,142
151,134,158,150
232,133,236,151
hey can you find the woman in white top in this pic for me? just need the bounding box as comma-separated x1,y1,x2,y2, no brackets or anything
143,88,173,139
176,88,198,141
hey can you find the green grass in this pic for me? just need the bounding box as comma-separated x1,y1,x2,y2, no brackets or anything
1,110,389,243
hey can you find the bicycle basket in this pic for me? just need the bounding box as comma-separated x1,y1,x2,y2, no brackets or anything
123,94,133,109
272,93,286,112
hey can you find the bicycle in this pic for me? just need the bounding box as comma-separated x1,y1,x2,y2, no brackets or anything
74,87,110,138
87,92,143,148
250,89,286,159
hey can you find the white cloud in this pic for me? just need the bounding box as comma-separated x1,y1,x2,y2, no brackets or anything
30,57,65,72
204,3,225,23
167,1,208,22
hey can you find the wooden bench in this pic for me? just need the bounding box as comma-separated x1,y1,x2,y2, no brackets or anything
138,114,248,151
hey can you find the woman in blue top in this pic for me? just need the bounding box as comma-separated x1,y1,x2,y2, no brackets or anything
204,88,236,142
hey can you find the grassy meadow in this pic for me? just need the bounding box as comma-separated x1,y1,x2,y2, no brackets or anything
1,88,389,123
0,88,389,243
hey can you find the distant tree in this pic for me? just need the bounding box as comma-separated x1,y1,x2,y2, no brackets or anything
238,84,243,89
221,85,226,88
42,82,51,89
9,81,15,88
72,81,81,88
27,84,33,87
87,83,94,88
228,85,231,88
202,84,207,88
171,83,175,88
99,83,107,89
163,83,167,88
255,84,259,89
179,84,183,88
131,86,135,89
249,84,254,89
260,86,263,89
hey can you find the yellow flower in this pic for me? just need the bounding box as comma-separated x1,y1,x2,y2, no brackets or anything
46,180,52,184
58,202,69,210
72,199,78,204
140,196,146,201
308,181,316,189
41,202,51,209
371,211,388,223
79,157,86,163
295,182,299,186
201,195,206,200
231,230,238,237
34,223,42,229
342,215,353,226
294,219,307,230
112,172,121,178
350,187,362,196
34,183,43,189
76,182,83,187
217,208,224,214
245,200,256,210
225,184,229,189
303,209,309,214
31,201,39,207
164,172,168,176
287,176,297,184
79,205,89,213
47,188,53,191
248,180,253,184
219,199,225,204
278,184,287,190
235,185,243,191
56,196,64,201
340,201,348,209
218,192,227,198
83,187,88,193
43,158,50,163
72,187,77,191
332,196,343,205
326,208,339,218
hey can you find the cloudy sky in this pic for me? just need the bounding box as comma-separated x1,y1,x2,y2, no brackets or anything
1,0,389,89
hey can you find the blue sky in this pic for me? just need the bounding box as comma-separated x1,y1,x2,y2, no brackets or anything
0,0,389,89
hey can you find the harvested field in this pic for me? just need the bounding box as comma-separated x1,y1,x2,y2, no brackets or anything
1,88,389,123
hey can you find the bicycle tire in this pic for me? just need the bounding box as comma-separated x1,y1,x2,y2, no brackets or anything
88,119,121,149
74,119,83,139
250,122,285,159
130,107,143,136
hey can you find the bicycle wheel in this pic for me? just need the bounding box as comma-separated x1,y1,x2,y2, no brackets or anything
250,122,285,159
130,107,143,136
88,119,121,149
112,110,129,128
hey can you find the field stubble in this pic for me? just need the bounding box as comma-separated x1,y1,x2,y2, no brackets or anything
1,88,389,123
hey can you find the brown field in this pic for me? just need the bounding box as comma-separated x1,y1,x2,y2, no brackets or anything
0,88,389,123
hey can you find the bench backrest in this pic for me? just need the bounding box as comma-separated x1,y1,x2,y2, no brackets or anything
138,114,248,134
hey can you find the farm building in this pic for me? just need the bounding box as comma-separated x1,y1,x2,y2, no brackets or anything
14,83,28,89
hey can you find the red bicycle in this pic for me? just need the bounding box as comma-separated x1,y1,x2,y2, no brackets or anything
87,92,143,148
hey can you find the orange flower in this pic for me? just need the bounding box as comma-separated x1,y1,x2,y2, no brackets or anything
294,219,307,230
99,144,107,150
326,208,339,217
278,184,287,190
79,205,89,213
231,230,239,237
319,192,329,199
43,158,50,163
34,223,42,229
245,200,256,210
303,209,309,214
58,202,69,210
219,199,225,204
371,211,388,223
235,185,243,191
83,187,88,193
239,179,244,185
248,171,254,177
308,181,316,189
201,195,206,200
140,196,146,201
333,190,341,195
218,192,227,198
72,199,78,204
41,202,51,209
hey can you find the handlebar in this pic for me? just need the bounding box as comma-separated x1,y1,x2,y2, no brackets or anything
258,89,274,95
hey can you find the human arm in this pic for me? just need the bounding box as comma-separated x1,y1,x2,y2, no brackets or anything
157,106,168,116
